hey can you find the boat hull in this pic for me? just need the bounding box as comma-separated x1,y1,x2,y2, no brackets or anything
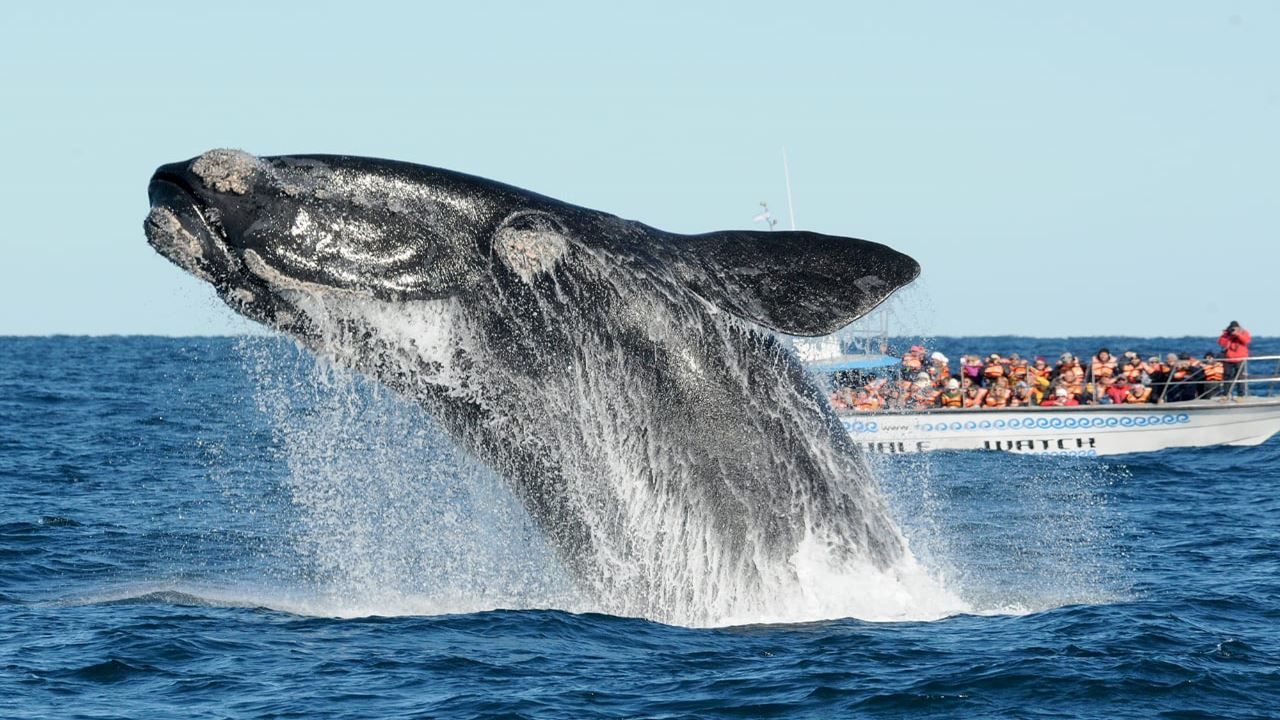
838,398,1280,456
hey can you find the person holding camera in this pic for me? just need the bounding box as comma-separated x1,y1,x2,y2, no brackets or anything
1218,321,1252,399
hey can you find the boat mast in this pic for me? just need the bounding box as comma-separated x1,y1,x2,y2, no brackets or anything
782,147,797,231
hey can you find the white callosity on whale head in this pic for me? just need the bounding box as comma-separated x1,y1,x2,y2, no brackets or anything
191,148,261,195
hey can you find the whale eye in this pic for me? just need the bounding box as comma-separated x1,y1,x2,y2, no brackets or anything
493,211,569,283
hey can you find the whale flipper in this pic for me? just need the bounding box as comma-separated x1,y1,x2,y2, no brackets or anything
668,230,920,336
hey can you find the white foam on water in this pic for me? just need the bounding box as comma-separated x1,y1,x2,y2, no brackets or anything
234,291,979,628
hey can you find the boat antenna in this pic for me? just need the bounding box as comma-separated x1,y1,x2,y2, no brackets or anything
782,147,796,230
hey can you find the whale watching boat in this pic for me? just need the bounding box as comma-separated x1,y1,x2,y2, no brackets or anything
796,327,1280,457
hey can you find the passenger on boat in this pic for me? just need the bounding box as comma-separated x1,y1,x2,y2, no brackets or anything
1120,351,1145,383
829,387,853,410
1164,353,1196,403
1090,348,1117,382
900,345,926,380
962,382,987,408
855,383,885,411
1010,381,1033,407
1030,375,1052,405
1219,321,1251,398
961,355,984,386
1041,386,1079,406
1008,354,1029,383
1126,382,1153,403
937,378,964,409
1103,375,1130,405
982,354,1006,386
1058,367,1084,401
928,352,951,384
1030,357,1052,385
1054,353,1082,381
1201,353,1224,399
983,376,1012,408
909,372,939,408
1146,356,1170,396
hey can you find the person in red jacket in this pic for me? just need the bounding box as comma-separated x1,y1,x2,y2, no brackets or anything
1218,321,1252,399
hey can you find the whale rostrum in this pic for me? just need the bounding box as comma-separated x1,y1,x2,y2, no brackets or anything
145,149,925,623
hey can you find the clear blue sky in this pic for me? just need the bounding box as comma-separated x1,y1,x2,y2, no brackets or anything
1,2,1275,336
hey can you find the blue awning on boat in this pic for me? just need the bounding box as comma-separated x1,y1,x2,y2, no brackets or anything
805,354,901,373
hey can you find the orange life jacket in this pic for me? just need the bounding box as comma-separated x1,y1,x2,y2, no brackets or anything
1121,361,1143,381
1091,357,1117,379
983,362,1005,379
984,389,1010,407
938,391,963,408
1203,362,1224,382
1125,387,1152,403
963,391,985,408
1010,363,1029,380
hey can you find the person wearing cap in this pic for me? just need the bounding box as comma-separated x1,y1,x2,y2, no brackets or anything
1218,321,1252,398
909,371,939,408
937,377,964,408
928,351,951,384
1120,351,1144,383
981,353,1006,387
1041,386,1079,407
1126,381,1153,404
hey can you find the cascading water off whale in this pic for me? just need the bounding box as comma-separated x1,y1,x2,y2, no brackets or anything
144,149,960,624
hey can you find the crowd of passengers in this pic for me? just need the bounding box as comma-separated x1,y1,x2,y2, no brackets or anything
832,346,1238,412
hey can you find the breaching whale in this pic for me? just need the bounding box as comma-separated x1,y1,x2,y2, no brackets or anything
144,149,924,623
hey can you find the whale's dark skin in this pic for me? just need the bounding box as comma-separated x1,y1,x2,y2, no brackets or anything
144,149,921,620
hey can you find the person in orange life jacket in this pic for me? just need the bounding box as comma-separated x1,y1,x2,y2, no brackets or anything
829,387,851,410
909,372,939,408
962,382,987,408
1126,382,1153,403
1029,357,1052,384
1090,348,1117,382
1041,386,1079,406
900,345,926,380
982,354,1006,386
937,378,964,408
1218,321,1251,398
1120,351,1145,383
928,352,951,384
856,384,885,411
1058,367,1084,400
983,376,1012,407
1103,375,1130,405
1053,352,1081,382
1200,352,1224,399
1010,380,1033,407
1007,354,1029,382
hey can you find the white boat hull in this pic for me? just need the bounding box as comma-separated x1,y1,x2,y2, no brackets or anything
838,398,1280,456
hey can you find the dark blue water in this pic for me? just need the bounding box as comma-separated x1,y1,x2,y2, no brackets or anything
3,335,1278,718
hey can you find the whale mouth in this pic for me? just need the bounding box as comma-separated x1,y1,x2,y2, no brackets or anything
145,173,283,325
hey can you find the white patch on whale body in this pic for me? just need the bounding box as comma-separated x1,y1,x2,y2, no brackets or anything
493,222,568,283
191,148,260,195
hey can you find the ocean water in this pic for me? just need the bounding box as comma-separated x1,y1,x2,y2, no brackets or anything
2,335,1278,718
